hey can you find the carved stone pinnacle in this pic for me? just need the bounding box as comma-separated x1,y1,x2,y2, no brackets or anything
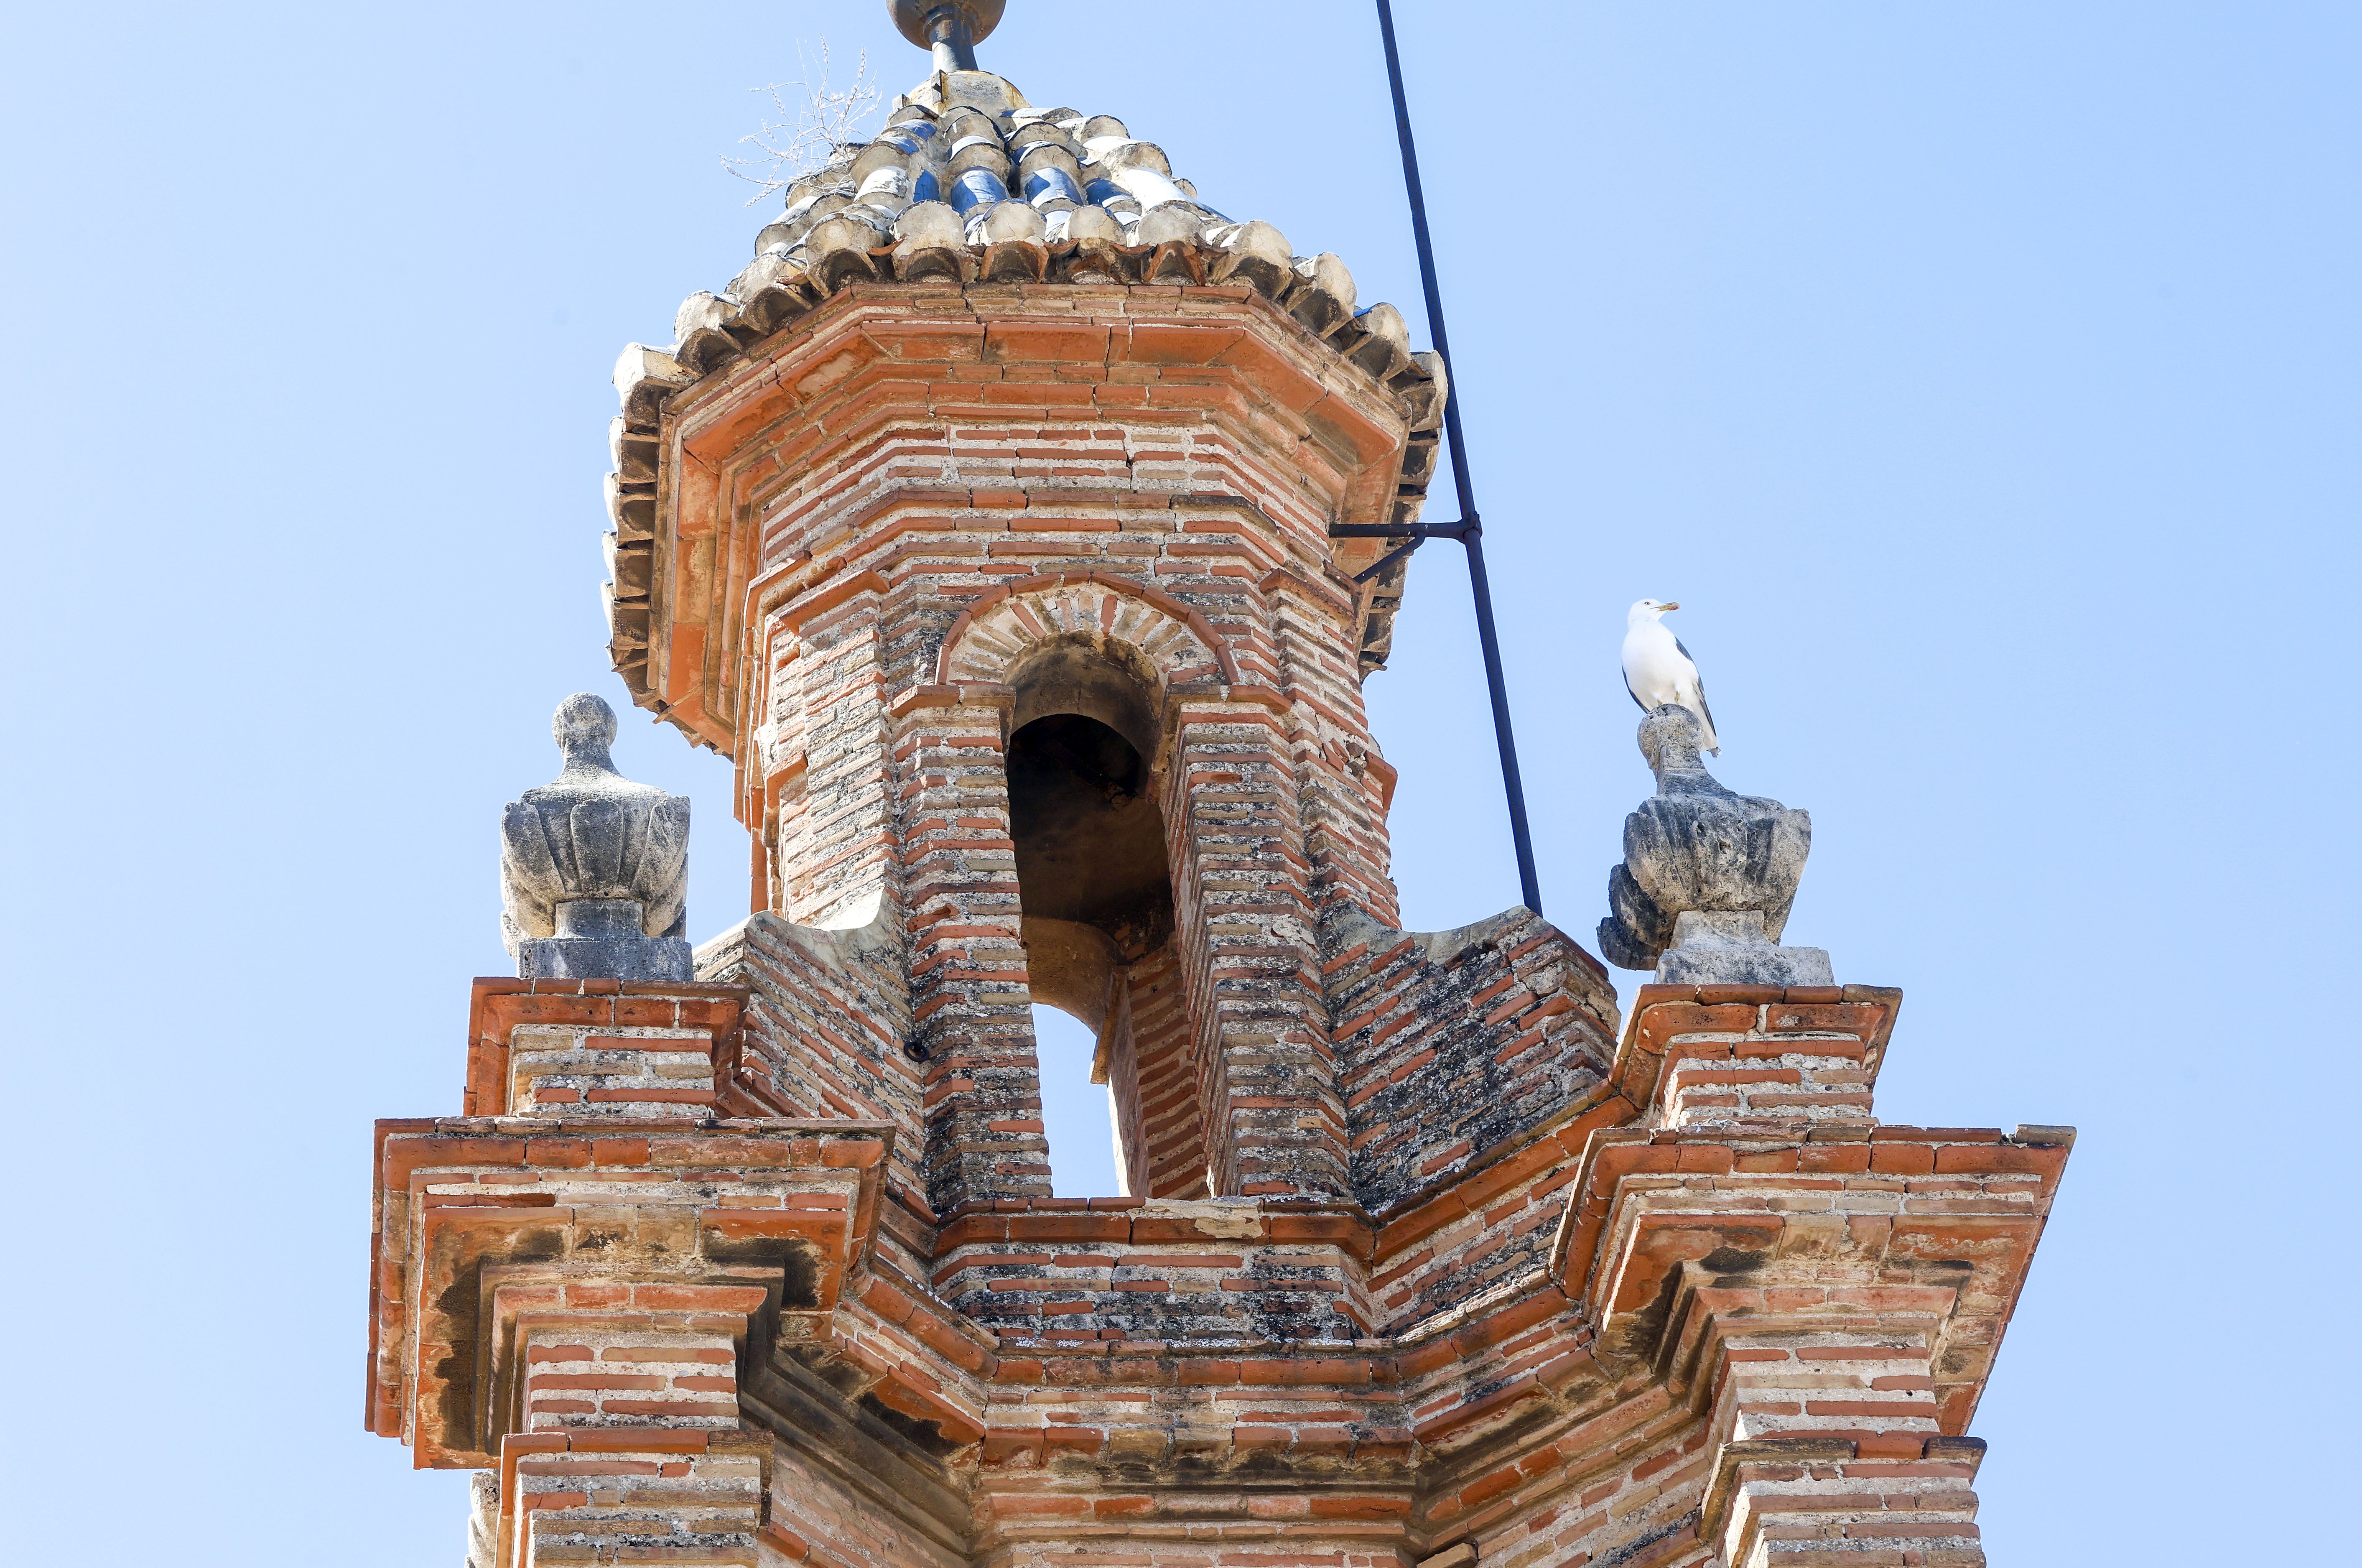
1598,705,1832,987
499,693,693,983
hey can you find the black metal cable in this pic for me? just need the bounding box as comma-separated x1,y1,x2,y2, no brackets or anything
1370,0,1545,916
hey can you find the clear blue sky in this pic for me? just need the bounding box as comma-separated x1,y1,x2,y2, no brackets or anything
4,3,2354,1561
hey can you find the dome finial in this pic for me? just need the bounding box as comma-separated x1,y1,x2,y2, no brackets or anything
889,1,1004,72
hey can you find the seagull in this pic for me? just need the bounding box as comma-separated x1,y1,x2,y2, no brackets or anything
1622,599,1719,754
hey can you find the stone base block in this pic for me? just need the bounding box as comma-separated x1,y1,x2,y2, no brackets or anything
1654,910,1833,987
515,897,693,982
515,934,693,982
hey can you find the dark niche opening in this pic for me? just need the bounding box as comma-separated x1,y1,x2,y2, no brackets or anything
1006,712,1175,992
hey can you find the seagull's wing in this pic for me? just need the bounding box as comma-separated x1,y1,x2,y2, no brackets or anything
1623,665,1647,712
1672,635,1720,742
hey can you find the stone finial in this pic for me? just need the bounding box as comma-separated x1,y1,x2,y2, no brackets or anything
1597,705,1832,987
500,694,692,982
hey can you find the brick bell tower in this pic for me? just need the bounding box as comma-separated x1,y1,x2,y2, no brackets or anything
367,8,2072,1565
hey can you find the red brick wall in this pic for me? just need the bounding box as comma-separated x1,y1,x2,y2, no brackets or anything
1118,940,1205,1198
1328,908,1621,1211
697,915,924,1203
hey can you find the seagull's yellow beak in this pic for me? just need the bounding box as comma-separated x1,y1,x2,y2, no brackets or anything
1660,601,1679,612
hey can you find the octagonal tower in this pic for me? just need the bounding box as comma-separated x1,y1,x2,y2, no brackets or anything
602,50,1618,1222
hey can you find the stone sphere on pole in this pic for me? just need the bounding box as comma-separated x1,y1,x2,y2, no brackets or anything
883,1,1001,56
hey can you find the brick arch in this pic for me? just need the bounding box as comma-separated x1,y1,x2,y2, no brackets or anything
935,571,1238,688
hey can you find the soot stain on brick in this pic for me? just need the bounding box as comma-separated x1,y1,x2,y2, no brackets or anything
1623,1262,1688,1366
1700,1244,1767,1283
856,1390,963,1459
783,1341,877,1401
701,1233,822,1308
571,1222,623,1254
1595,1508,1702,1568
510,1230,565,1265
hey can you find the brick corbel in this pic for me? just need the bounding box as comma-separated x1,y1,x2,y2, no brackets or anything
1643,1268,1979,1565
887,683,1019,765
461,979,750,1118
1601,984,1904,1126
778,568,889,634
1155,680,1297,755
369,1119,893,1465
1696,1431,1989,1568
1256,561,1361,621
496,1427,772,1568
480,1273,782,1453
1555,1134,1982,1361
1548,1117,2067,1472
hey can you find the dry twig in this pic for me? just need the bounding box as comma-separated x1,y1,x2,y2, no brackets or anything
724,42,883,205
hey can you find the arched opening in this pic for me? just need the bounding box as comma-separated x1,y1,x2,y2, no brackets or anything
1004,639,1184,1196
1007,711,1174,964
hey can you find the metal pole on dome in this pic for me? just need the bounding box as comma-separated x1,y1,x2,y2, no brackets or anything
1368,0,1545,918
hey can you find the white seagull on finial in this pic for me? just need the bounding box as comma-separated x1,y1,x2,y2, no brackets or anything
1622,599,1719,755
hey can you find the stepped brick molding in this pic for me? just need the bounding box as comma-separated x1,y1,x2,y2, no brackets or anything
376,973,2066,1567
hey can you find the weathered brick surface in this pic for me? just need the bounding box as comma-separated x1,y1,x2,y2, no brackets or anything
933,1198,1369,1342
503,1430,767,1568
1162,697,1348,1198
662,286,1445,1218
759,1436,966,1568
756,594,896,931
1328,908,1620,1210
894,691,1055,1210
367,1107,887,1469
378,1007,2059,1564
604,283,1651,1234
372,270,2071,1568
697,914,922,1199
463,979,747,1120
1102,941,1205,1198
1613,986,1903,1136
521,1324,741,1432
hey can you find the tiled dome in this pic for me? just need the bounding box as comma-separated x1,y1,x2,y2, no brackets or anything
612,68,1445,683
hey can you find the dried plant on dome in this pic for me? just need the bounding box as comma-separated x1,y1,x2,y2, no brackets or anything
723,43,883,205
